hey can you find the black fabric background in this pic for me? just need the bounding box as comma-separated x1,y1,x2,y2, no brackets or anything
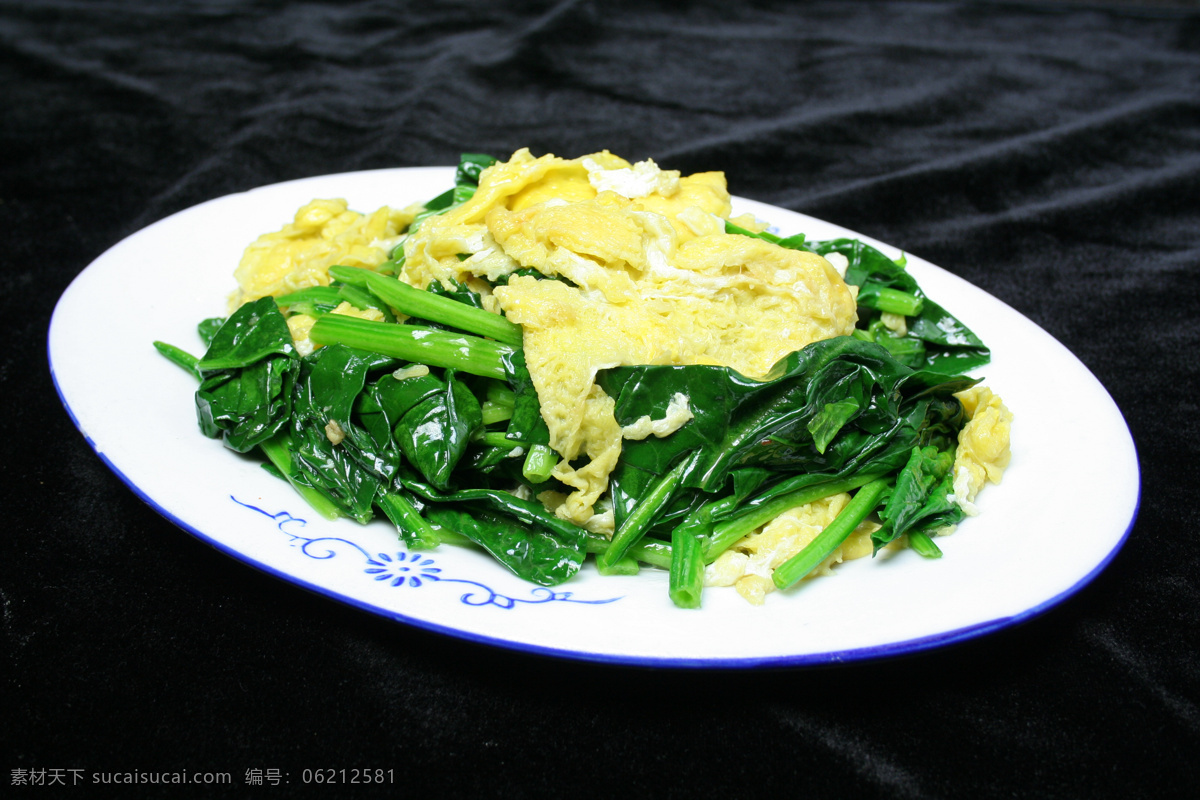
4,1,1198,797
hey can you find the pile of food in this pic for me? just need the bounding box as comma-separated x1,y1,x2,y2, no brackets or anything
155,149,1012,608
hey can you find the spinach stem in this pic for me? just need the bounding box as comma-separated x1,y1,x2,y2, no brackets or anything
477,431,524,450
907,529,944,558
874,334,926,362
629,540,673,570
598,457,690,572
772,478,890,590
309,315,513,380
596,555,641,576
521,444,558,483
326,264,382,288
869,287,923,316
669,526,705,609
152,341,200,376
342,268,525,347
337,283,396,322
377,491,440,549
480,401,513,426
486,381,516,408
275,286,343,309
705,473,882,562
583,532,672,570
258,434,343,521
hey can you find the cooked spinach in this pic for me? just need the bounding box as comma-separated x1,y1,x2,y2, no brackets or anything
155,153,995,604
594,336,976,570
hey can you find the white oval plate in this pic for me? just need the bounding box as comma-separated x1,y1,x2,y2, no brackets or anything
49,167,1139,667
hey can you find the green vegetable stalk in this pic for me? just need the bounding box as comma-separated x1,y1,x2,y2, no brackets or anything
772,478,890,591
309,315,513,380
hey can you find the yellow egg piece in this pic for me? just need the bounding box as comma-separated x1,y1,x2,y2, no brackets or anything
231,199,413,309
952,385,1014,514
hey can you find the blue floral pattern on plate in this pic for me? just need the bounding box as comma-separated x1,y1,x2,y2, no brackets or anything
232,496,622,609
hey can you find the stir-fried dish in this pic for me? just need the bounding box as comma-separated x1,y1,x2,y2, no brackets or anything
155,150,1012,607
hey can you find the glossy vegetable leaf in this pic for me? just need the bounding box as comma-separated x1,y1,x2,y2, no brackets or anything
197,317,226,347
501,348,550,447
285,345,389,523
598,359,749,532
874,445,965,551
193,297,298,452
599,362,745,476
196,356,297,453
287,424,380,524
362,369,445,427
196,296,294,372
353,368,441,481
396,467,589,585
455,152,499,187
809,238,990,375
423,504,586,587
398,470,588,546
394,369,483,490
426,275,487,310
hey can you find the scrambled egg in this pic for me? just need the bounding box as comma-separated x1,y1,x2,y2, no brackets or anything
401,149,859,524
231,198,415,309
951,385,1014,516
